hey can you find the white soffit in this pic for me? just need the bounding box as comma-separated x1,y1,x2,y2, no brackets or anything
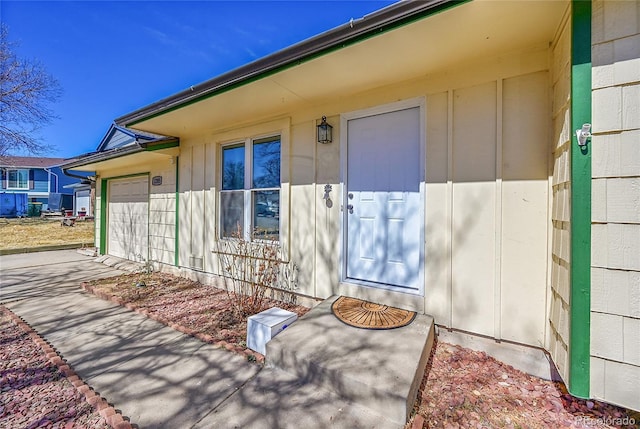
135,0,568,137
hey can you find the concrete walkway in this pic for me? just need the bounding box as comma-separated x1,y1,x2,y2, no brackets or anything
0,250,260,428
0,250,427,428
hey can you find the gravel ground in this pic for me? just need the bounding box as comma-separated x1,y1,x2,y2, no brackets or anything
406,340,639,429
0,308,112,429
7,271,638,428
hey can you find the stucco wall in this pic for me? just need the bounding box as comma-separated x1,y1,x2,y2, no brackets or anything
590,0,640,411
549,7,572,386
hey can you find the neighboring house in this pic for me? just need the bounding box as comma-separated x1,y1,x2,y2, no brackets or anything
0,156,81,211
63,0,640,412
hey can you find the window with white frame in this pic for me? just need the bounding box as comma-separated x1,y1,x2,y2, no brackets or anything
6,169,29,190
220,136,280,240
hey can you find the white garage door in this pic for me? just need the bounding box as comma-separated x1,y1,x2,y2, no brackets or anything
108,176,149,261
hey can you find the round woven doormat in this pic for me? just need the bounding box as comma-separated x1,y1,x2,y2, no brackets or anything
331,296,416,330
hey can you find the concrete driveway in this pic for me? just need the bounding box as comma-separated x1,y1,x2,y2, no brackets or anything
0,250,261,429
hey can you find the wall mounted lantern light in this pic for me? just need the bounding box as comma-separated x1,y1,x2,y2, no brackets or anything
317,116,333,144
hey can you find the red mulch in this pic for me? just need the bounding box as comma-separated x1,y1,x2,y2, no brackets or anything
406,339,639,429
0,309,111,429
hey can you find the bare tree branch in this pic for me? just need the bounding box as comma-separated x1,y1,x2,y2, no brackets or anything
0,23,61,159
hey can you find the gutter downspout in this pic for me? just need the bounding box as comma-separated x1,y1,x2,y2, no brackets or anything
44,168,59,193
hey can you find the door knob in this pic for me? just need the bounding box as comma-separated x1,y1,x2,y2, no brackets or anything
347,204,354,214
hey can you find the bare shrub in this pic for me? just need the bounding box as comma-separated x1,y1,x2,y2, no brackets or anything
214,225,298,318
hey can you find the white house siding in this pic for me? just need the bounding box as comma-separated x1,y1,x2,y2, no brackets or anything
177,139,229,274
590,0,640,411
386,73,551,343
306,46,550,347
167,40,556,349
419,70,550,344
178,143,215,273
549,7,572,385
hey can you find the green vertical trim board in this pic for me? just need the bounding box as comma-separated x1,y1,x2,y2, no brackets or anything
569,0,592,399
175,157,180,267
99,178,108,255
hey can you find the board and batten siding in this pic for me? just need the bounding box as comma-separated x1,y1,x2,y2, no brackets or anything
178,142,217,273
307,46,553,347
171,45,553,348
549,7,573,385
590,0,640,411
422,73,550,345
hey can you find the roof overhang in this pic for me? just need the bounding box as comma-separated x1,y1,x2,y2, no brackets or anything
117,0,461,127
61,139,179,172
63,182,91,190
118,0,568,139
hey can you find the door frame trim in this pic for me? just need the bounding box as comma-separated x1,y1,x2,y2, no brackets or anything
339,97,426,296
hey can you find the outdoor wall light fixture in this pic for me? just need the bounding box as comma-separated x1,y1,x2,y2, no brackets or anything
576,123,592,146
317,116,333,144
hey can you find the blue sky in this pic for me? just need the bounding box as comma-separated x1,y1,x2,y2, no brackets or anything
2,1,394,159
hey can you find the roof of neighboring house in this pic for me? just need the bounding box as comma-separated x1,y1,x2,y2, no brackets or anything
0,156,67,169
116,0,459,126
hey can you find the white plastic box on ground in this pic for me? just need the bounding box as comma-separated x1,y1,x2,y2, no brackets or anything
247,307,298,355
